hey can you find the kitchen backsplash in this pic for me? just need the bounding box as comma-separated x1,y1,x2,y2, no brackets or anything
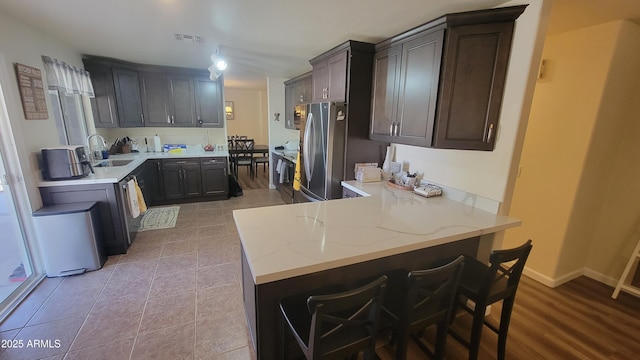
97,127,228,151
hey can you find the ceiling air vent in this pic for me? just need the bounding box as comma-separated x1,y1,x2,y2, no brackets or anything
174,33,205,44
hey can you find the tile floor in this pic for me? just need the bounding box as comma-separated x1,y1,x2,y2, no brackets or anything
0,189,286,360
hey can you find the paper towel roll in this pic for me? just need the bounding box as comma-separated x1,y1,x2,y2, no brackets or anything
153,135,162,152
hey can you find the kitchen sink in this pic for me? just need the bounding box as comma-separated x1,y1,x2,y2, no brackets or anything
94,159,133,167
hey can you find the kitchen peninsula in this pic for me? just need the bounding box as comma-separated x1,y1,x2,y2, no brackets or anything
233,182,520,358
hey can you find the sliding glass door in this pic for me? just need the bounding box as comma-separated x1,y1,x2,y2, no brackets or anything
0,153,33,305
0,52,39,318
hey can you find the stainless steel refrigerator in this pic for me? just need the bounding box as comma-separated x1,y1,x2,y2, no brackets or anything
295,102,386,202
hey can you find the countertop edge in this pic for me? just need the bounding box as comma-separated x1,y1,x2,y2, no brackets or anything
38,151,230,187
251,220,521,285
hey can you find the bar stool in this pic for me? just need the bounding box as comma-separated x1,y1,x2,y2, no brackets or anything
279,275,388,359
449,240,533,360
381,256,465,360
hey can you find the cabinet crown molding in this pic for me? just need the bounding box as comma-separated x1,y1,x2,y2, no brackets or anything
375,5,527,51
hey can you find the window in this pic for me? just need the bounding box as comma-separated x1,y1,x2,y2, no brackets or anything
40,55,94,147
48,90,88,146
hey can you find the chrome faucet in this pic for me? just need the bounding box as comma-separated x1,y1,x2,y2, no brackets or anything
86,134,108,160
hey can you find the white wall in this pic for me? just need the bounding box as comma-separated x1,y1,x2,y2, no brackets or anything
393,0,551,211
0,11,84,210
504,20,640,286
224,88,268,145
267,77,299,187
267,77,299,147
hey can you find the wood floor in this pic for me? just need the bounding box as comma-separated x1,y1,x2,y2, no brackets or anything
376,275,640,359
234,163,270,190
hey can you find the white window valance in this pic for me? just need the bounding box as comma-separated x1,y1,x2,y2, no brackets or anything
41,55,94,97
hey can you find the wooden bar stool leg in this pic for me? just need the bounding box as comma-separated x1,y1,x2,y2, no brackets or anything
468,304,487,360
434,322,447,360
498,296,516,360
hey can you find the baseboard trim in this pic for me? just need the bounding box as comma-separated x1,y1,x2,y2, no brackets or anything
523,267,583,288
524,266,619,288
583,269,618,287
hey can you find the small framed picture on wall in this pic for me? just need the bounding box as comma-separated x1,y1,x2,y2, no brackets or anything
225,101,234,120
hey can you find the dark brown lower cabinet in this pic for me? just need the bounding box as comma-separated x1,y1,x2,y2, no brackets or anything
201,157,229,199
242,237,480,358
162,158,202,200
144,159,165,205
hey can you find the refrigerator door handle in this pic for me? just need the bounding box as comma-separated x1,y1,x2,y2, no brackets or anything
303,111,314,182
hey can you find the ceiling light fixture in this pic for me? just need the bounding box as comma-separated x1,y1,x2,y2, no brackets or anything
215,58,227,71
209,46,227,80
210,46,227,72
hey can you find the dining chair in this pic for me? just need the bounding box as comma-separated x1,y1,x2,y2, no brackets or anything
381,255,465,360
252,149,269,174
279,275,388,359
449,240,533,360
233,138,254,179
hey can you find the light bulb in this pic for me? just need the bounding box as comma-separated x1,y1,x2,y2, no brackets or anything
215,59,227,71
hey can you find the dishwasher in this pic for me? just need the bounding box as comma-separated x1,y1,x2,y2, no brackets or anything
117,175,141,246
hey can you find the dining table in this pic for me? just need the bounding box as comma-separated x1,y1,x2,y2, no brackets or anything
228,144,269,177
228,144,269,156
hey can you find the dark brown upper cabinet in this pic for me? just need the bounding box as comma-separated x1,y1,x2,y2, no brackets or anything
167,75,196,126
138,71,197,128
194,76,224,128
311,51,348,102
370,30,444,147
284,72,311,130
83,56,222,128
113,68,145,128
84,65,118,128
140,72,170,127
369,5,526,150
309,41,376,104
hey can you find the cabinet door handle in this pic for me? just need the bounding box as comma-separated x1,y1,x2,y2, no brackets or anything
176,161,187,164
486,123,494,142
140,114,144,123
167,114,171,124
395,122,400,136
171,115,175,124
389,122,394,136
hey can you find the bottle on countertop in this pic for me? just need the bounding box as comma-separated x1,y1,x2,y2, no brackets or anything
382,146,393,181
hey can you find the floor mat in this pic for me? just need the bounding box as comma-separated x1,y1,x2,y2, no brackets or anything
138,206,180,231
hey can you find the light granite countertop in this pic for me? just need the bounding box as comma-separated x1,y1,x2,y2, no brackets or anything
271,149,298,163
233,181,521,285
38,149,229,187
